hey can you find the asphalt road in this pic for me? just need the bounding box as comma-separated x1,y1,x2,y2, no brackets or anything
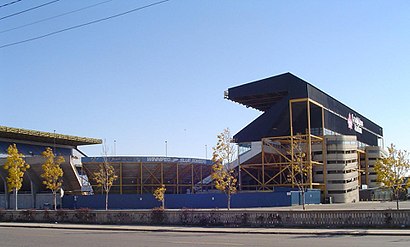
1,227,410,247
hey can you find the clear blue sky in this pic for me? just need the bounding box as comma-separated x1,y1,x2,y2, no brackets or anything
1,1,409,158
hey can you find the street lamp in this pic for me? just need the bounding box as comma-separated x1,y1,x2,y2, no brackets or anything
53,130,56,155
165,140,167,157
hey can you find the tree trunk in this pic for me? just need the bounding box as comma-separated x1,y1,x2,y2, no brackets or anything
227,192,231,210
301,190,306,210
53,191,57,210
105,191,109,211
396,191,400,210
14,188,18,210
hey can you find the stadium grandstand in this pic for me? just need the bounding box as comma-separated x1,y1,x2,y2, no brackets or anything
0,126,102,209
225,72,385,203
81,156,213,195
0,126,214,209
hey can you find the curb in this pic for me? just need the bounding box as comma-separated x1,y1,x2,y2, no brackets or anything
1,223,410,236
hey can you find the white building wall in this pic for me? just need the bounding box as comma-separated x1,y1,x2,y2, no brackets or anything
362,146,387,188
312,135,359,203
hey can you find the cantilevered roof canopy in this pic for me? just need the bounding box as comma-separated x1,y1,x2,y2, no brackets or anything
0,126,102,146
226,72,383,146
226,73,307,112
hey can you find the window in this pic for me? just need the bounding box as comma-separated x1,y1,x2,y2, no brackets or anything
326,140,357,146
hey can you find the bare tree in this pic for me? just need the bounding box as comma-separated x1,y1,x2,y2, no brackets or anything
93,144,118,210
211,128,238,210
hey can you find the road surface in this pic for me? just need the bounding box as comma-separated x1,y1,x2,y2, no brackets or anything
0,226,409,247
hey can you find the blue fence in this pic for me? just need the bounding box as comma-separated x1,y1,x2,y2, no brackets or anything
63,190,321,209
290,190,321,205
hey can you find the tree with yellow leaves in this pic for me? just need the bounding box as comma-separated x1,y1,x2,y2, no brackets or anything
93,148,118,210
153,184,166,209
211,128,237,210
41,147,65,210
3,144,30,210
287,137,310,210
374,144,410,210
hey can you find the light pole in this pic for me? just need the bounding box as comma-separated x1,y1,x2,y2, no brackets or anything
165,140,167,157
53,130,56,155
114,140,116,156
205,145,207,160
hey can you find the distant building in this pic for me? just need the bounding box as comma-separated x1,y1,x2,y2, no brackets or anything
226,72,385,203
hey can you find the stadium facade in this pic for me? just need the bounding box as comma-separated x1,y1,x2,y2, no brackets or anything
0,126,213,209
81,156,213,195
226,72,385,203
0,126,102,209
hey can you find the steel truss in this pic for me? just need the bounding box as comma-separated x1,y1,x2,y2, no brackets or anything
82,162,212,194
240,98,327,193
241,134,324,191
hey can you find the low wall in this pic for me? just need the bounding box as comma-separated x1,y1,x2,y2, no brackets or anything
36,194,61,209
9,194,33,209
0,209,409,228
0,194,6,209
0,193,59,209
62,190,321,210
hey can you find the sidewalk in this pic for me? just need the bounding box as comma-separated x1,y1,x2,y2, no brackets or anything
1,222,410,236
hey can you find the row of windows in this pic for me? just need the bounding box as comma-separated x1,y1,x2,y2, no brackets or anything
328,186,358,194
316,168,357,175
328,169,357,174
327,177,358,184
314,150,357,156
327,150,357,154
326,140,357,146
327,159,357,165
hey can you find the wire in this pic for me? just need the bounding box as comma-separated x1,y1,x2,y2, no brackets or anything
0,0,23,9
0,0,60,21
0,0,170,49
0,0,113,34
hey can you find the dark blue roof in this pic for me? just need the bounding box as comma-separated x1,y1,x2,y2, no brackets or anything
227,73,383,145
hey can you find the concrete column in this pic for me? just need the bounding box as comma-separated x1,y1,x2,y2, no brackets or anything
0,174,9,209
26,172,38,209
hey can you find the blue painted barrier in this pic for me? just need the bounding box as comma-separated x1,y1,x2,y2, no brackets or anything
63,189,320,209
290,189,321,205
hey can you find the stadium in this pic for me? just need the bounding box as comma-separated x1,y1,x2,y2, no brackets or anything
81,156,213,195
0,72,385,208
0,126,101,209
227,72,385,203
0,127,214,209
